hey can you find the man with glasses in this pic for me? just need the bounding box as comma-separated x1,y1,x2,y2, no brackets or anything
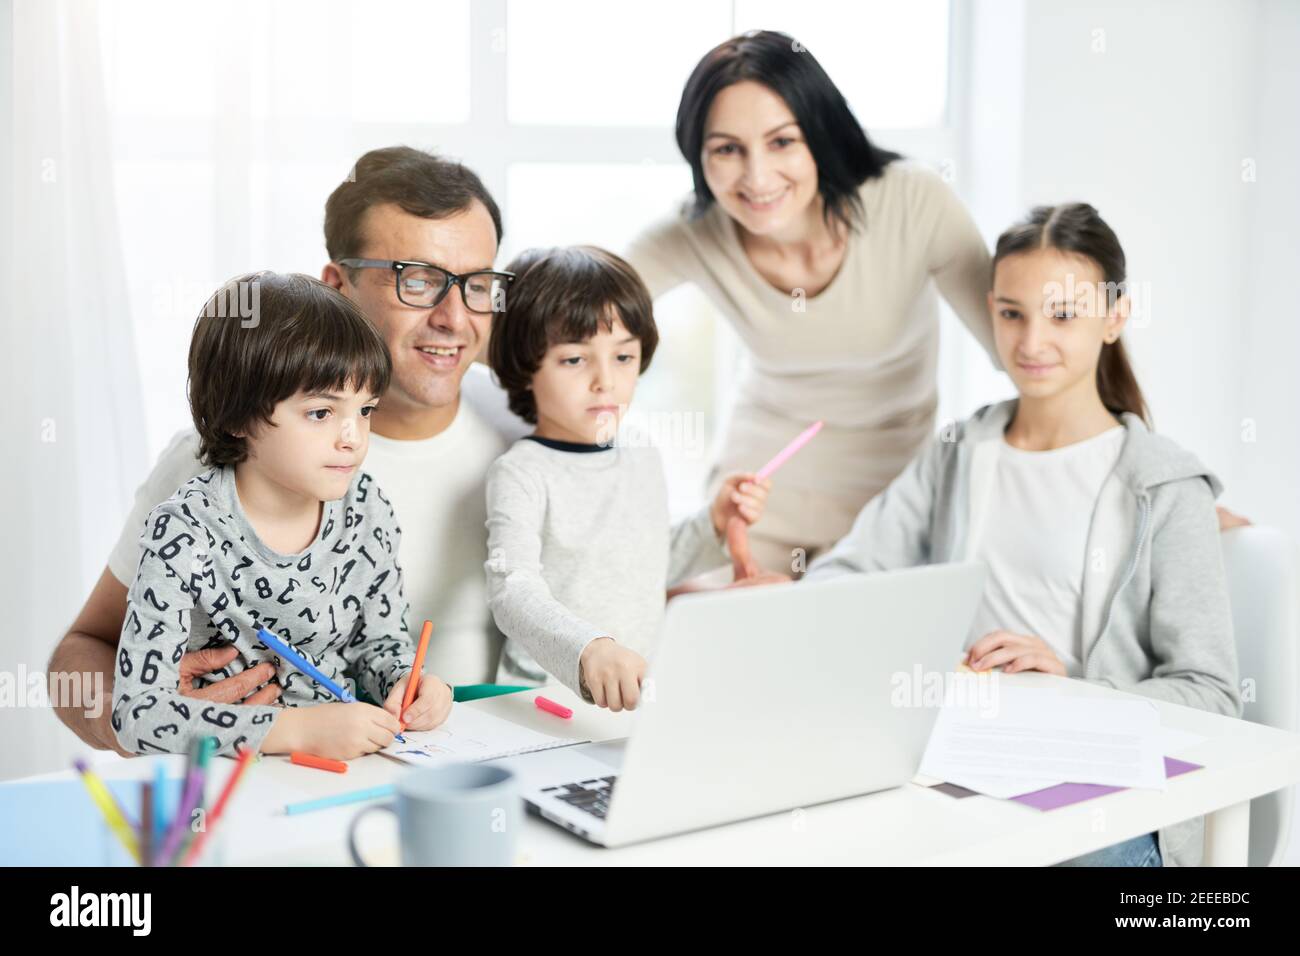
335,258,510,317
49,146,528,756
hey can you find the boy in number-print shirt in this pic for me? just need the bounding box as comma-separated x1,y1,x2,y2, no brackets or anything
112,272,453,760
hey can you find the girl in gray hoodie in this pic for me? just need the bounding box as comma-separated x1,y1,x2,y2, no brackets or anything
805,203,1240,867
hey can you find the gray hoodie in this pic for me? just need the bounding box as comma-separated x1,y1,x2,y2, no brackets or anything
806,398,1241,867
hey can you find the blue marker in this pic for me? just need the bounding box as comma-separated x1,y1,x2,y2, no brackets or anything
255,627,405,742
152,760,168,844
284,784,395,816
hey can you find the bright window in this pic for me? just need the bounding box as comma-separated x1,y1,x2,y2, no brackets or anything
101,0,954,513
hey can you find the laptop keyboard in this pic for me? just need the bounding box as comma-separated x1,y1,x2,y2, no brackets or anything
540,775,618,820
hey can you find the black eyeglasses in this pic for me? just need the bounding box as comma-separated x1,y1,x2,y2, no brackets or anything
337,258,513,314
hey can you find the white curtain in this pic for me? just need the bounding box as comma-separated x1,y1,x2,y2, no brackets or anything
0,0,147,779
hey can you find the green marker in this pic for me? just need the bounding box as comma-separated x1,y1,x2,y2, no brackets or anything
452,683,533,703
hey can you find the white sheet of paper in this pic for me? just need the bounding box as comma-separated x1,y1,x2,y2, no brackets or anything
937,771,1062,800
918,723,1209,798
916,722,1208,798
918,687,1168,792
381,703,585,767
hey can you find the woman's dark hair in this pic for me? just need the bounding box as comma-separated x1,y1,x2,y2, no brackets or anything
188,271,392,467
488,246,659,425
324,146,503,275
675,30,900,233
992,203,1150,425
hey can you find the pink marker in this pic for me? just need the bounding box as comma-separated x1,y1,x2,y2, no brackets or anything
535,696,573,719
756,420,824,481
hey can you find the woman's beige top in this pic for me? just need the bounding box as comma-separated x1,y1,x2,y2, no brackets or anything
624,160,1000,568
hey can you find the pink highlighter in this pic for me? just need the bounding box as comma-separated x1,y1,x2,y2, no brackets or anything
535,696,573,719
756,420,824,481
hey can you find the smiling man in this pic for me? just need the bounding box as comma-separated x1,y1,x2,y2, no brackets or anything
49,147,523,755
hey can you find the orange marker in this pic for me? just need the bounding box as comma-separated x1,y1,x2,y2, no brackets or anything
398,620,434,733
181,746,256,866
291,751,348,774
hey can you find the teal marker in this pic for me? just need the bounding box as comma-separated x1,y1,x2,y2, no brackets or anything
151,760,168,844
452,684,533,703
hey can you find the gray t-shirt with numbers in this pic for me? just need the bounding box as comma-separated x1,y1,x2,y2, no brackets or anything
112,465,415,758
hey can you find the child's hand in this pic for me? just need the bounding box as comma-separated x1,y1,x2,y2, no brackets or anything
579,638,646,712
724,516,792,588
965,630,1067,676
384,672,453,732
709,472,771,538
667,517,792,601
262,702,401,760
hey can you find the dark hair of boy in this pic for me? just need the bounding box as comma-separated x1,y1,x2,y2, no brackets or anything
188,271,393,468
488,246,660,425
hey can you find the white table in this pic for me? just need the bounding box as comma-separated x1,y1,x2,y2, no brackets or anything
27,674,1300,866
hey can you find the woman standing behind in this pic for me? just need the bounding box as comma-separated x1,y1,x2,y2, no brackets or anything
625,30,999,573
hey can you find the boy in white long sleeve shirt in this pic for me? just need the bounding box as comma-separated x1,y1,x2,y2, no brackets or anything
485,246,770,711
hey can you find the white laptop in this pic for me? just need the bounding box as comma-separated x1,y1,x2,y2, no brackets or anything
516,562,987,847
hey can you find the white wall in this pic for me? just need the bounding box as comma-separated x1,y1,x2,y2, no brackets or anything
1237,0,1300,581
966,0,1300,864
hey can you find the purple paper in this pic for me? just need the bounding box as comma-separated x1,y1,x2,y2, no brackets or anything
1010,756,1203,810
